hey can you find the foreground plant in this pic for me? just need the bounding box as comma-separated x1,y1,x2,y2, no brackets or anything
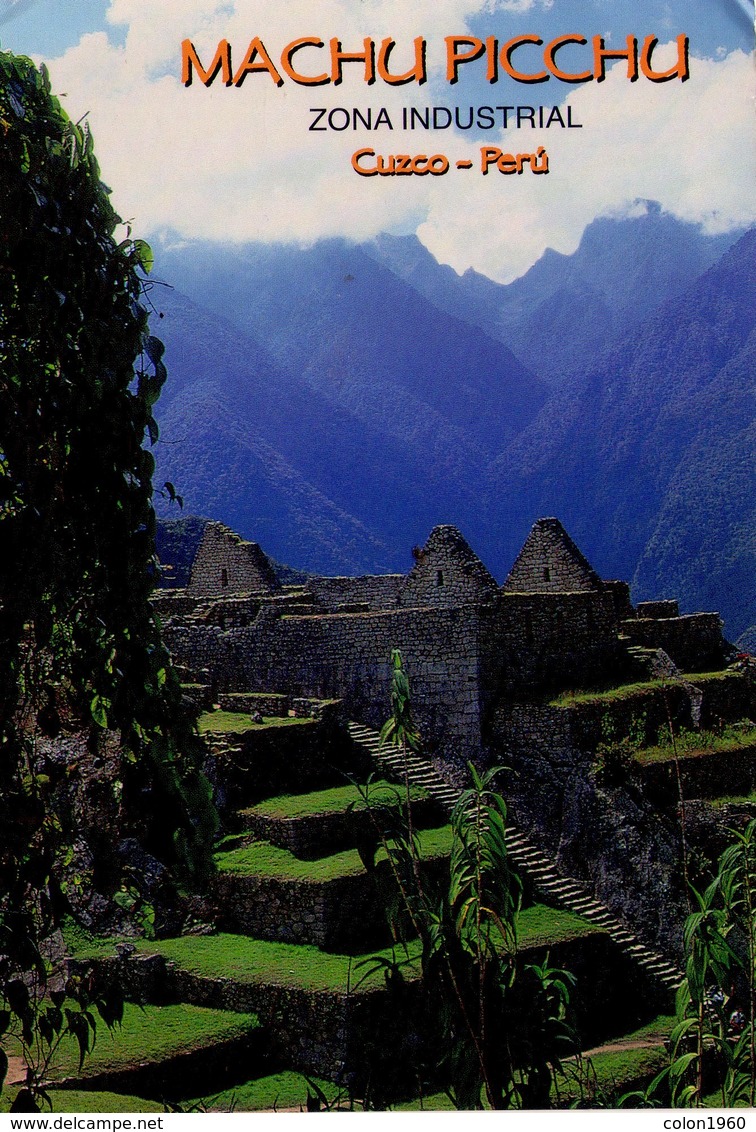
626,819,756,1108
358,651,575,1109
0,51,216,1108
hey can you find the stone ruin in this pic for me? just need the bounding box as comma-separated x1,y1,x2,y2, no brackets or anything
155,516,730,768
153,516,754,958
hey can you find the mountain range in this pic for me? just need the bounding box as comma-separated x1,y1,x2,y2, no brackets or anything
149,209,754,642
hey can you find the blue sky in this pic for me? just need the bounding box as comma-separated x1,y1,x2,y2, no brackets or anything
4,0,751,61
1,0,753,281
0,0,110,55
2,0,752,61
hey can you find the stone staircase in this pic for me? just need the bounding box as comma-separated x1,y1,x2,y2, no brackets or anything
347,720,683,992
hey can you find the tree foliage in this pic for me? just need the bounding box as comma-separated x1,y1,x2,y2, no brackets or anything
0,50,216,1106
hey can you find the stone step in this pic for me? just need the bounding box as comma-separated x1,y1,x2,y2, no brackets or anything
348,718,685,994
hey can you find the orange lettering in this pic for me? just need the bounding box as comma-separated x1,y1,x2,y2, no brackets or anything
233,37,284,86
445,37,485,84
280,38,328,85
640,35,689,82
376,37,426,85
593,35,638,82
330,38,375,84
500,36,548,84
544,35,591,83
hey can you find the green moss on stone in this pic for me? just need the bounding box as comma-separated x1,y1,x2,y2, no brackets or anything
199,711,316,734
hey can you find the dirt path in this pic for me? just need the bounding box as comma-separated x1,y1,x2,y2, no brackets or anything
580,1038,666,1058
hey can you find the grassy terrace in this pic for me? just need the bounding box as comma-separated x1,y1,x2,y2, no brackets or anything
215,825,453,881
125,904,597,995
634,723,756,767
246,780,428,820
194,1071,342,1113
1,1091,166,1114
548,670,736,708
198,711,315,735
3,1003,259,1083
138,934,424,992
516,903,602,948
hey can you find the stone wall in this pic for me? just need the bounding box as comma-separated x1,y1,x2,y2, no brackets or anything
164,589,631,773
640,743,756,805
305,574,404,611
504,517,604,594
493,591,623,695
696,671,755,727
637,600,680,619
489,700,690,955
187,522,280,598
621,613,727,673
166,606,488,771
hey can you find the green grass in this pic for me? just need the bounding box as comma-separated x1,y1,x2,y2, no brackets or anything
558,1045,669,1105
549,680,681,707
215,825,452,881
3,1003,260,1085
135,903,594,996
0,1091,165,1114
518,904,600,947
709,793,756,809
553,1013,674,1106
198,711,315,734
194,1071,343,1112
683,671,743,684
136,934,423,993
634,723,756,767
393,1091,459,1110
61,918,119,960
247,780,427,821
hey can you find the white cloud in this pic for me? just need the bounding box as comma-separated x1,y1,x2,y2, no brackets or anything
42,3,756,282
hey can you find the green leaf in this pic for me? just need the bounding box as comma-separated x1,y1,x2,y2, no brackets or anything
133,239,154,273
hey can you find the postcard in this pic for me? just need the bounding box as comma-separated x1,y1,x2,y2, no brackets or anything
1,0,755,1119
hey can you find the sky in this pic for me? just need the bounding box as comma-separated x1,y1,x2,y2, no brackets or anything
1,0,754,282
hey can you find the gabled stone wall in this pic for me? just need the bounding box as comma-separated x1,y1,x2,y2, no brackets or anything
398,525,499,609
504,517,604,594
187,522,280,598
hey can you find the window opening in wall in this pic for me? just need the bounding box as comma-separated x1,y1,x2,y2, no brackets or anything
221,568,228,588
436,570,444,587
543,566,551,582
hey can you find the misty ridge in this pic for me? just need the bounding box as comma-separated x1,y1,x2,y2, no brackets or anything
149,204,756,645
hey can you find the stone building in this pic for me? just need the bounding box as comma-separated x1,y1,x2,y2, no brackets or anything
155,516,730,768
187,522,280,598
154,516,753,957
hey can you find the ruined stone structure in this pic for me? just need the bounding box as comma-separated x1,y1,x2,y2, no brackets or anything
156,517,730,769
187,522,280,599
154,517,753,957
